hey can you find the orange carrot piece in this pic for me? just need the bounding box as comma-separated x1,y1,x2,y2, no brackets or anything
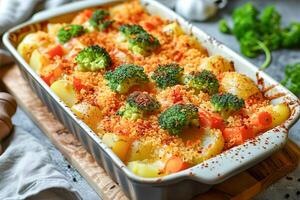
164,156,189,174
47,45,64,59
257,111,272,127
83,9,93,18
198,109,225,130
223,126,254,146
250,111,273,135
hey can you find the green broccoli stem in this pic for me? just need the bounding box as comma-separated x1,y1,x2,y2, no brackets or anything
256,41,272,70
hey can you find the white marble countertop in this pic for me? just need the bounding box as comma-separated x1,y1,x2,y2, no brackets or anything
10,0,300,199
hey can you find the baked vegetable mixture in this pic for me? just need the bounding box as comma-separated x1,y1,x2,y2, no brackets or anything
18,1,291,178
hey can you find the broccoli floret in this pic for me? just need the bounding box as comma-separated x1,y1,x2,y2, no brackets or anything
57,25,86,44
119,24,160,55
282,23,300,48
75,45,112,71
281,62,300,96
117,91,160,120
210,93,245,116
128,33,160,55
89,10,114,31
104,64,149,94
184,70,219,95
151,63,184,89
218,19,231,34
159,104,199,135
119,24,146,36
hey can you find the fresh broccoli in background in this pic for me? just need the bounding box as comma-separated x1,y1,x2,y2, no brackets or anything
219,3,300,69
232,3,258,40
104,64,149,94
281,23,300,48
57,24,86,44
184,70,219,95
159,104,199,135
218,19,231,34
281,62,300,96
151,63,184,89
210,93,245,117
117,91,160,120
259,5,282,50
75,45,112,71
119,24,160,55
89,10,114,31
239,32,271,69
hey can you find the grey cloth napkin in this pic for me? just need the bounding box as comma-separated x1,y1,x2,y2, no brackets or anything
0,127,81,200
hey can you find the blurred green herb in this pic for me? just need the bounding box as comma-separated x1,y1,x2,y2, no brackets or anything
219,3,300,69
281,62,300,97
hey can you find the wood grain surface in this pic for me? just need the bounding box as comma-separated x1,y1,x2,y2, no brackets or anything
0,65,299,200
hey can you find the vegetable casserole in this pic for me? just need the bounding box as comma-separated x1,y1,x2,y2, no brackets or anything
17,0,291,178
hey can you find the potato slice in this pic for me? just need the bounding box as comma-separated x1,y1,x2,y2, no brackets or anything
199,55,234,75
127,140,157,162
262,103,290,128
163,22,184,36
220,72,260,99
17,32,52,62
193,128,224,164
47,23,64,38
50,80,76,107
71,102,102,129
102,133,132,162
29,49,49,73
127,160,164,178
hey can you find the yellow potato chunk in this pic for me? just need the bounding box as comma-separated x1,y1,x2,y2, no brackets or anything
199,55,234,75
262,103,290,128
50,80,76,107
29,49,49,73
71,102,102,130
163,22,184,36
127,140,157,162
17,32,52,62
193,128,224,164
220,72,260,99
47,23,64,38
102,133,132,162
127,160,164,178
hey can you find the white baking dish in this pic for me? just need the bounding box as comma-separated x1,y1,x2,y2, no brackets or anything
3,0,300,199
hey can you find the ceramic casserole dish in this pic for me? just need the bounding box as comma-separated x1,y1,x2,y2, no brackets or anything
3,0,300,199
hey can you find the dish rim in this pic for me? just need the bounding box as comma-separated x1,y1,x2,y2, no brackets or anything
3,0,300,185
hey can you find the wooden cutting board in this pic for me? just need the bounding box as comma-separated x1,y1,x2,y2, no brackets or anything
0,65,299,200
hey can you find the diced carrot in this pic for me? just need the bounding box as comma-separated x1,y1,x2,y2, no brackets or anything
47,45,64,59
164,156,189,174
41,74,53,86
41,67,62,86
83,9,93,18
250,111,273,135
199,109,225,130
223,126,254,146
144,22,155,31
73,77,85,91
257,111,272,127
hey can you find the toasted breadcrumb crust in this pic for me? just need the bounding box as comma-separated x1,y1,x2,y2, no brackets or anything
34,0,273,164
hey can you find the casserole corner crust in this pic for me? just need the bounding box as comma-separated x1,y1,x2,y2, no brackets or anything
18,0,290,178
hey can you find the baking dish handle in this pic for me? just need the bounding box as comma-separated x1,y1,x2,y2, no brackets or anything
186,128,287,184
